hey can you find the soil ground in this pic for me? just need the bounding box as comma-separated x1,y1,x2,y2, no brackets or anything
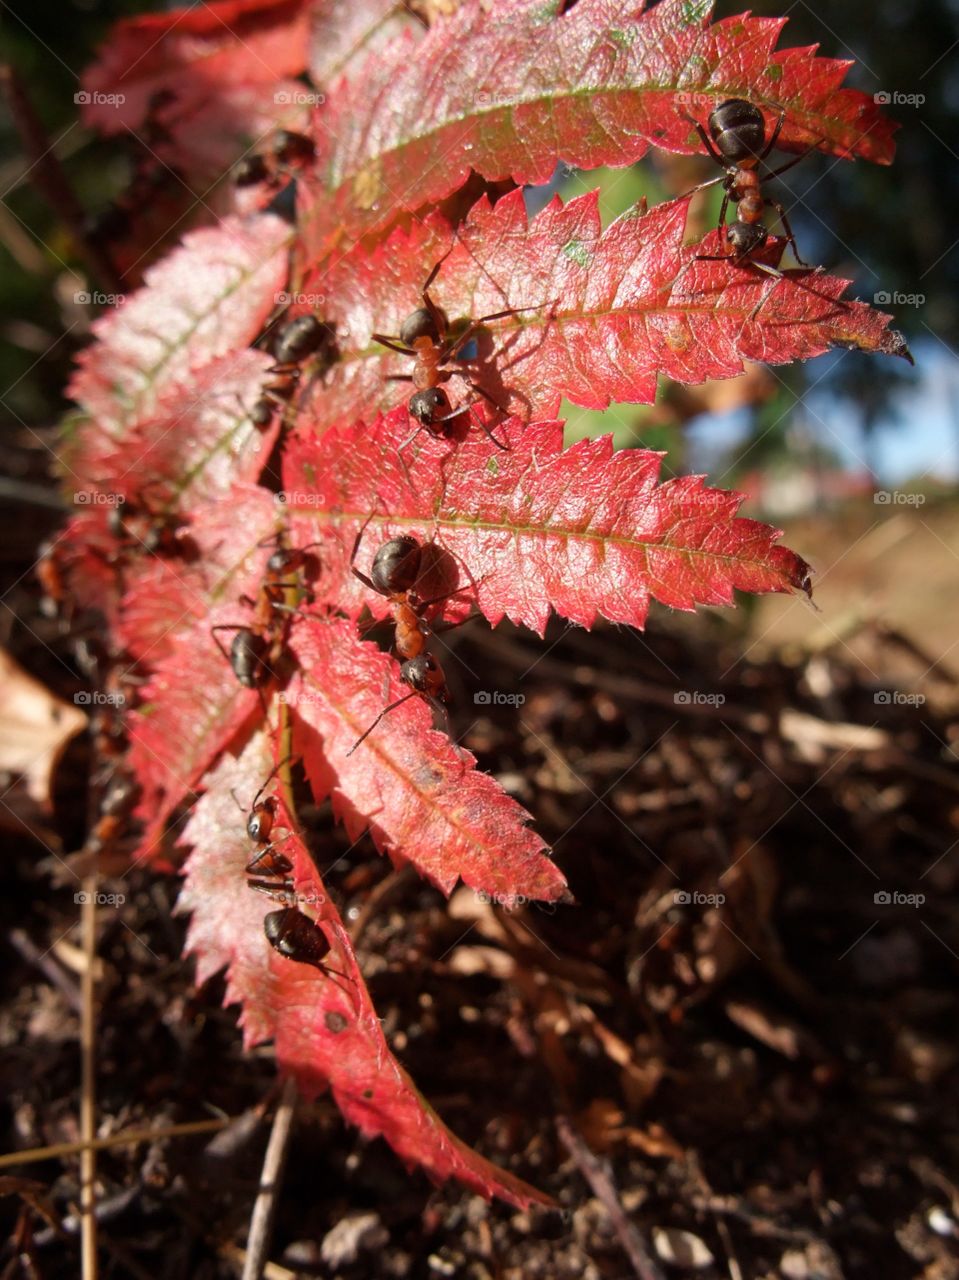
2,489,958,1279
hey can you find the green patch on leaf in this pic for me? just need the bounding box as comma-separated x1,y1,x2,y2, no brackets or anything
562,238,591,268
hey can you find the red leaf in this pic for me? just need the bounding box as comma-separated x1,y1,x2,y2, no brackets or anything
281,410,811,636
179,735,554,1208
69,214,290,441
125,486,280,859
287,617,566,903
298,189,910,432
81,0,312,180
298,0,896,252
309,0,421,85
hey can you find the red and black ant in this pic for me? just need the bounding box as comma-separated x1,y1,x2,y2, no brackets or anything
373,256,544,451
347,528,464,753
240,757,351,985
233,128,314,190
212,534,320,693
682,98,823,310
107,489,185,558
250,314,333,429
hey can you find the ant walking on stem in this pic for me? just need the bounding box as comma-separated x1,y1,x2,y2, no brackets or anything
212,533,320,695
373,254,544,451
239,756,352,986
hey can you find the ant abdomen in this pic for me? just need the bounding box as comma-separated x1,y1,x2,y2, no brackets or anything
370,536,422,595
707,98,767,164
399,307,440,347
264,907,331,967
272,315,330,365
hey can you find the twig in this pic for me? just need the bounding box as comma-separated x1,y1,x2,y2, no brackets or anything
241,1078,298,1280
348,864,415,944
0,64,125,292
79,872,98,1280
9,928,82,1013
555,1115,665,1280
0,1118,230,1169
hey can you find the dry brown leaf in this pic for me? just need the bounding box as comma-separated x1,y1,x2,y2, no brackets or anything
0,648,86,805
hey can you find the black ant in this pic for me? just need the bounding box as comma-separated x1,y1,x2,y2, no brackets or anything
212,534,320,692
107,490,185,557
683,98,821,307
240,758,351,985
250,314,333,428
233,128,314,189
347,528,464,754
373,256,544,450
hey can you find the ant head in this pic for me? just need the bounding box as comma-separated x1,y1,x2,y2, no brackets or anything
409,387,451,429
371,536,422,595
247,796,277,842
400,652,438,693
707,98,767,164
726,220,768,255
400,307,440,346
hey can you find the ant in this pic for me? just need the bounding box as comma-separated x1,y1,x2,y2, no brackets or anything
683,98,820,304
373,256,544,450
347,528,463,753
212,533,320,692
107,490,185,558
250,314,333,428
233,128,314,189
240,758,351,985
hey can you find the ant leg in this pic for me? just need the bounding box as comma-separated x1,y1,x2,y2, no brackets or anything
683,113,725,166
372,334,415,357
766,199,810,267
346,691,419,755
440,375,510,450
250,752,300,812
349,512,385,596
715,190,730,236
761,145,818,181
210,624,242,665
384,374,415,383
444,304,548,361
758,107,786,162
